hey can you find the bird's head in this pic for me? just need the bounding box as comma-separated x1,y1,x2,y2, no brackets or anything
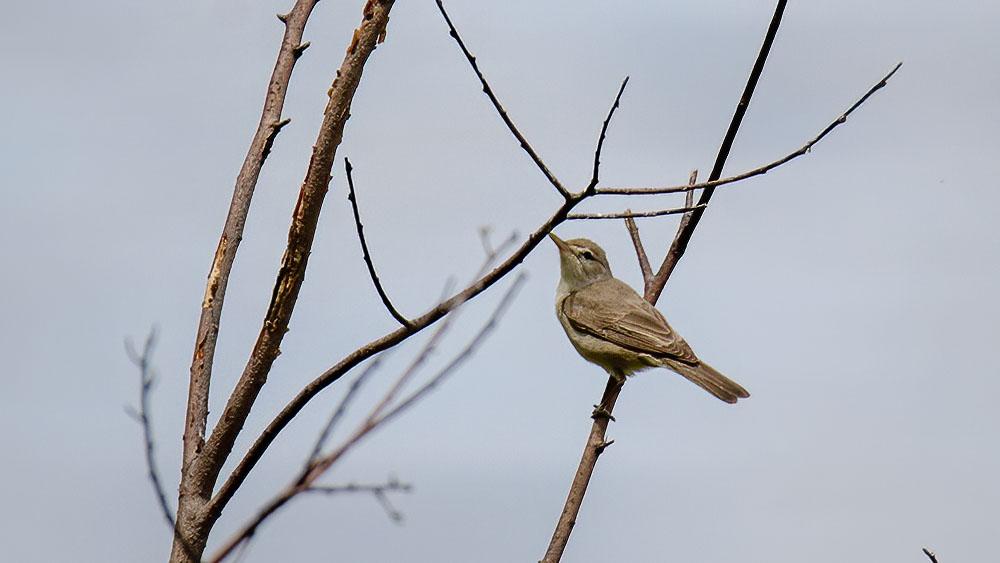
549,233,613,292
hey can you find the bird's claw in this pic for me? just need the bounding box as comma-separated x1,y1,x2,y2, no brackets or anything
591,404,616,421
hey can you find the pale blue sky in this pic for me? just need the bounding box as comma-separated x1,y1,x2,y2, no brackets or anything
2,1,998,561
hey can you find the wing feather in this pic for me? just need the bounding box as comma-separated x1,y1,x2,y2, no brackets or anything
562,279,699,364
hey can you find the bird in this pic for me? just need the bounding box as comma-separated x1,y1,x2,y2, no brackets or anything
550,233,749,404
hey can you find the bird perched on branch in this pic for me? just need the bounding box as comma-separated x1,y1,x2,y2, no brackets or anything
550,233,749,404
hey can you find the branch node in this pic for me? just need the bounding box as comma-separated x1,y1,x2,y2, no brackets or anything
595,439,615,456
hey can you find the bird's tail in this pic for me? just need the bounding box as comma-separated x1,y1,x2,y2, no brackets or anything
662,359,750,404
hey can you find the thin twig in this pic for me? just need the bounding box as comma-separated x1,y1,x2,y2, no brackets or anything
210,274,526,562
595,63,901,198
304,356,384,469
586,77,630,194
922,548,939,563
345,157,411,327
434,0,571,199
126,329,199,562
567,204,705,220
624,212,652,284
371,273,526,428
683,169,698,220
126,330,174,530
644,169,700,301
306,478,413,523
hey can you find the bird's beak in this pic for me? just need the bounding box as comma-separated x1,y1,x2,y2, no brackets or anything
549,233,571,254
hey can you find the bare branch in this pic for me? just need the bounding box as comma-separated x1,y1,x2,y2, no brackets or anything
126,329,200,562
345,157,411,327
304,356,384,469
683,169,698,219
645,169,701,301
596,63,901,198
566,204,705,220
542,377,624,562
922,548,940,563
639,0,788,308
624,213,652,285
370,273,526,428
210,274,526,562
306,477,413,523
126,330,174,529
434,0,572,199
586,77,630,194
174,2,396,560
177,3,321,556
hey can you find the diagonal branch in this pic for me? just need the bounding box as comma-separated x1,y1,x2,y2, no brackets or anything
345,157,411,327
644,0,788,306
434,0,572,199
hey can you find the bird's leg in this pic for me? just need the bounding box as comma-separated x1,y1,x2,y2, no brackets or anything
592,369,625,420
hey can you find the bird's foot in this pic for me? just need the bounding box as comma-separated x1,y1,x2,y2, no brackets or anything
591,404,616,421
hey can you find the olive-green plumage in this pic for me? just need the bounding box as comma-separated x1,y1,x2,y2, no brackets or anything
550,233,749,404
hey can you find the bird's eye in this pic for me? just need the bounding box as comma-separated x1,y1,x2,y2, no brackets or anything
580,250,595,261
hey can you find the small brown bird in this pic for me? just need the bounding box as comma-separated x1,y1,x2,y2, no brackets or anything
550,233,749,404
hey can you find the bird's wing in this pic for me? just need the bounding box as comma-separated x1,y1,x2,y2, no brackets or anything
562,279,699,364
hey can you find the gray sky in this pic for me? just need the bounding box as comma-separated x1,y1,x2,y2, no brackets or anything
2,1,998,561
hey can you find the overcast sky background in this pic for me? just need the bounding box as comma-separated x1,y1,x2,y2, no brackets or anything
2,1,998,562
